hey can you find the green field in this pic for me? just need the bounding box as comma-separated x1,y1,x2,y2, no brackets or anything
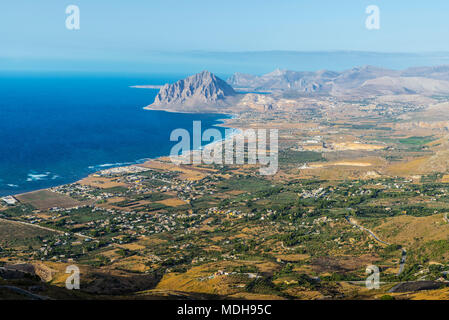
398,136,434,146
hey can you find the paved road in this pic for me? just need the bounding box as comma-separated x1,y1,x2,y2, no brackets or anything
0,217,63,235
0,217,96,241
398,248,407,276
345,216,407,276
345,216,390,245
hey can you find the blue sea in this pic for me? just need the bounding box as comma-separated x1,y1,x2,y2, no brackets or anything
0,72,230,196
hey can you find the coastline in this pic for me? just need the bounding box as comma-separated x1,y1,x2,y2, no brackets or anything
171,116,242,165
9,111,241,199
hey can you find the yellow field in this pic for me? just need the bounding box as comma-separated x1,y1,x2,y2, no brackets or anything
386,157,429,176
141,160,213,181
79,176,127,189
156,198,187,207
309,161,373,168
333,142,384,151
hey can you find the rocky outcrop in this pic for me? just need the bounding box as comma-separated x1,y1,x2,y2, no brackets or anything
148,71,239,112
2,263,56,282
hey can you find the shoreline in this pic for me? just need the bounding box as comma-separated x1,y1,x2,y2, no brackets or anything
8,111,240,199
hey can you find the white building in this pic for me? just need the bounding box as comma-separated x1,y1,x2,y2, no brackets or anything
1,196,17,205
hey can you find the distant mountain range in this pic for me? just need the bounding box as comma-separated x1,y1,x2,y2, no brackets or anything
227,65,449,96
146,66,449,113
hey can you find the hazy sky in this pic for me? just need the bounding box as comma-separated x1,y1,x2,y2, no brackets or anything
1,1,449,72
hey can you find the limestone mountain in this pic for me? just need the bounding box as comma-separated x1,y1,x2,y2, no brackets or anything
148,71,239,112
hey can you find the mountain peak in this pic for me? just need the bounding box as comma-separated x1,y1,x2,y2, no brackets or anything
265,68,288,77
151,71,236,109
199,70,212,76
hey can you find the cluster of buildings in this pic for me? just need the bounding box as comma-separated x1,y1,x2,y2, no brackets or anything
299,187,327,199
207,207,245,217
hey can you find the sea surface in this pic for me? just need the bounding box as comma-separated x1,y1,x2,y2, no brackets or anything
0,72,230,196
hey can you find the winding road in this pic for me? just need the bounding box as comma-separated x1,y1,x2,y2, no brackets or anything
0,217,97,241
345,216,406,276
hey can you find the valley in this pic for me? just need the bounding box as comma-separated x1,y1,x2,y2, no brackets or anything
3,68,449,300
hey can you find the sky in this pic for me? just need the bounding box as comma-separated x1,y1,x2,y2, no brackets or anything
1,1,449,73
